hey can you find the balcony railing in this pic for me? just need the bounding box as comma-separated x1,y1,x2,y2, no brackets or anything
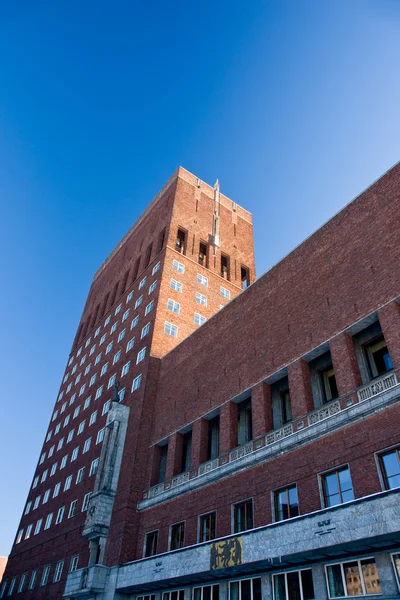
357,371,397,402
63,565,109,598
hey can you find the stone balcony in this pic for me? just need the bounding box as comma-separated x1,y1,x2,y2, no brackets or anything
63,565,109,598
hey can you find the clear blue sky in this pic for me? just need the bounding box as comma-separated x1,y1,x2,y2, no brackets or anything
0,0,399,555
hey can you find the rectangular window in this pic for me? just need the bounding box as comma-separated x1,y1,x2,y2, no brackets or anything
273,569,315,600
170,521,185,550
44,512,53,530
158,444,168,483
24,501,32,515
118,329,126,342
108,374,116,389
135,295,143,309
111,322,118,333
172,259,184,273
220,254,230,280
193,586,219,600
127,291,134,303
175,228,186,254
82,492,92,511
326,558,381,598
145,301,154,315
33,495,41,509
56,506,65,524
392,554,400,591
17,574,27,593
364,335,393,378
16,529,23,544
152,261,161,275
43,489,50,503
60,455,68,469
122,309,130,322
163,592,184,600
132,374,142,391
229,578,261,600
76,467,85,484
78,420,85,434
181,431,192,473
118,386,126,402
84,396,91,409
322,466,354,507
194,312,206,326
96,428,105,445
53,483,61,497
167,299,180,314
139,276,147,290
280,389,292,424
64,475,73,490
320,364,339,402
53,560,64,583
198,242,208,267
41,565,51,586
34,518,43,535
106,341,113,354
24,524,33,539
100,333,107,344
89,410,98,425
89,344,96,355
68,500,78,518
79,384,86,396
241,265,250,289
102,399,111,415
164,321,178,338
126,337,135,351
220,286,230,299
379,447,400,489
141,323,151,338
95,385,103,399
95,352,102,365
149,281,157,294
197,273,208,287
137,347,146,364
121,361,131,377
32,475,39,488
113,350,121,364
207,415,220,461
196,292,207,306
90,458,99,477
237,399,253,446
69,555,79,572
199,511,216,543
71,447,79,461
84,364,91,375
28,570,38,590
83,437,91,453
144,530,159,557
274,485,299,521
7,578,16,596
233,499,253,533
131,315,139,329
170,278,183,293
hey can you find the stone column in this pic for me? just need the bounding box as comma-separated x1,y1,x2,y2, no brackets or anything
288,359,314,419
218,580,229,600
375,552,399,597
165,432,184,480
219,402,238,454
378,301,400,371
251,381,273,438
190,419,208,470
330,332,362,396
311,564,329,599
260,573,273,599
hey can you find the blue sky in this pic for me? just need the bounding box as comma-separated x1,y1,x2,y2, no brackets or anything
0,0,399,555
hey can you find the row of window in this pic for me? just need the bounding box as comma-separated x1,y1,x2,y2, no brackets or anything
170,272,230,302
166,298,206,326
147,449,400,556
0,554,80,597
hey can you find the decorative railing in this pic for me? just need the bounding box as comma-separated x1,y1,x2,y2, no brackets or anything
229,441,254,461
308,400,341,426
357,371,398,402
266,423,293,444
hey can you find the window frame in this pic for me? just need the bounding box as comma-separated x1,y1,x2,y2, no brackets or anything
319,464,355,508
232,498,254,534
169,520,186,551
324,557,382,598
198,510,217,543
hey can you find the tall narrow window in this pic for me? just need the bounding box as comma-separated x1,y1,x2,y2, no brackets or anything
144,243,153,267
158,444,168,483
170,521,185,550
144,530,159,557
241,265,250,289
158,227,166,253
364,335,393,378
274,485,299,521
379,447,400,489
233,499,253,533
207,416,220,461
199,511,216,542
176,228,186,254
322,466,354,507
237,399,252,446
320,364,339,402
199,242,208,267
221,254,230,280
280,389,292,424
181,431,192,473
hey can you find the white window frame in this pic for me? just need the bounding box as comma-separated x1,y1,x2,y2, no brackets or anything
170,278,183,293
137,347,146,364
172,259,184,273
164,321,178,338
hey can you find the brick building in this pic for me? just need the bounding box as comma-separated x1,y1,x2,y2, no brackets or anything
2,164,400,600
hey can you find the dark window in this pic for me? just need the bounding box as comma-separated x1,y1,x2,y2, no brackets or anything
176,229,186,254
320,364,339,402
162,592,184,600
380,447,400,489
221,254,230,280
181,431,192,473
158,445,168,483
364,335,393,378
207,416,220,461
229,578,261,600
241,266,250,289
275,485,299,521
144,531,158,557
199,242,208,267
170,522,185,550
273,569,314,600
199,511,216,542
237,399,252,446
233,499,253,533
144,243,152,267
193,585,219,600
322,466,354,507
280,389,292,424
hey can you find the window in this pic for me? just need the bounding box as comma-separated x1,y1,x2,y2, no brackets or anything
115,303,122,315
24,524,33,539
131,315,139,329
53,482,61,497
152,261,161,275
95,385,103,399
61,401,67,414
379,447,400,489
78,420,85,434
176,228,186,254
137,347,146,364
237,399,253,446
145,301,154,315
68,499,78,518
60,455,68,469
102,400,111,415
392,554,400,591
67,430,74,443
126,338,135,351
82,492,91,511
89,410,98,425
52,410,59,422
127,291,134,303
69,555,79,572
194,312,206,326
197,273,208,287
79,384,86,396
90,374,97,387
0,580,6,598
364,335,393,378
56,505,65,524
221,254,230,280
32,475,39,488
97,428,105,444
274,485,299,521
41,469,48,482
77,346,83,356
69,393,76,405
17,574,27,593
57,437,64,450
170,521,185,550
34,518,42,534
72,364,77,374
139,276,147,290
122,309,130,322
113,349,121,364
132,374,142,391
90,344,96,356
84,395,92,409
104,316,111,327
24,501,32,515
172,258,185,273
7,578,16,596
73,406,80,419
94,326,101,338
83,437,91,453
119,387,126,402
241,265,250,289
322,466,354,507
220,286,230,299
141,323,150,338
280,389,292,424
193,585,219,600
144,530,159,557
108,374,116,389
41,565,51,586
170,279,183,293
55,423,61,434
110,322,118,335
163,592,184,600
157,444,168,483
84,363,91,375
67,383,72,393
199,511,216,542
43,489,50,503
33,495,41,509
95,352,102,365
64,475,73,490
164,321,178,338
121,361,131,376
326,558,381,598
118,329,126,342
135,295,143,309
106,341,113,354
44,512,53,530
90,458,99,476
16,529,23,544
320,364,339,402
100,333,107,344
229,578,261,600
80,354,86,365
167,299,180,314
233,499,253,533
76,467,85,484
273,569,314,600
71,446,79,461
196,292,207,306
85,337,91,347
53,560,64,583
39,452,46,464
198,242,208,267
46,430,52,442
28,570,38,590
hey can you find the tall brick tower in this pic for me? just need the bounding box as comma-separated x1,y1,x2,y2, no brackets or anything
2,167,255,598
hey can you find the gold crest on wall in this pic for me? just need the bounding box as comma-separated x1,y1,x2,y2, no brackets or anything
210,537,242,570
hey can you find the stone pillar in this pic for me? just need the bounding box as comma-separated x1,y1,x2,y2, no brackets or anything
288,359,314,419
183,587,191,600
148,444,161,487
311,564,329,599
378,301,400,371
260,573,273,599
375,552,399,597
190,419,208,470
89,540,98,566
165,432,184,480
218,580,229,600
251,381,273,438
330,332,362,396
219,401,238,454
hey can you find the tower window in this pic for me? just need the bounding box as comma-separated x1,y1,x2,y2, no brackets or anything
221,254,230,280
241,266,250,289
199,242,208,267
176,229,187,254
